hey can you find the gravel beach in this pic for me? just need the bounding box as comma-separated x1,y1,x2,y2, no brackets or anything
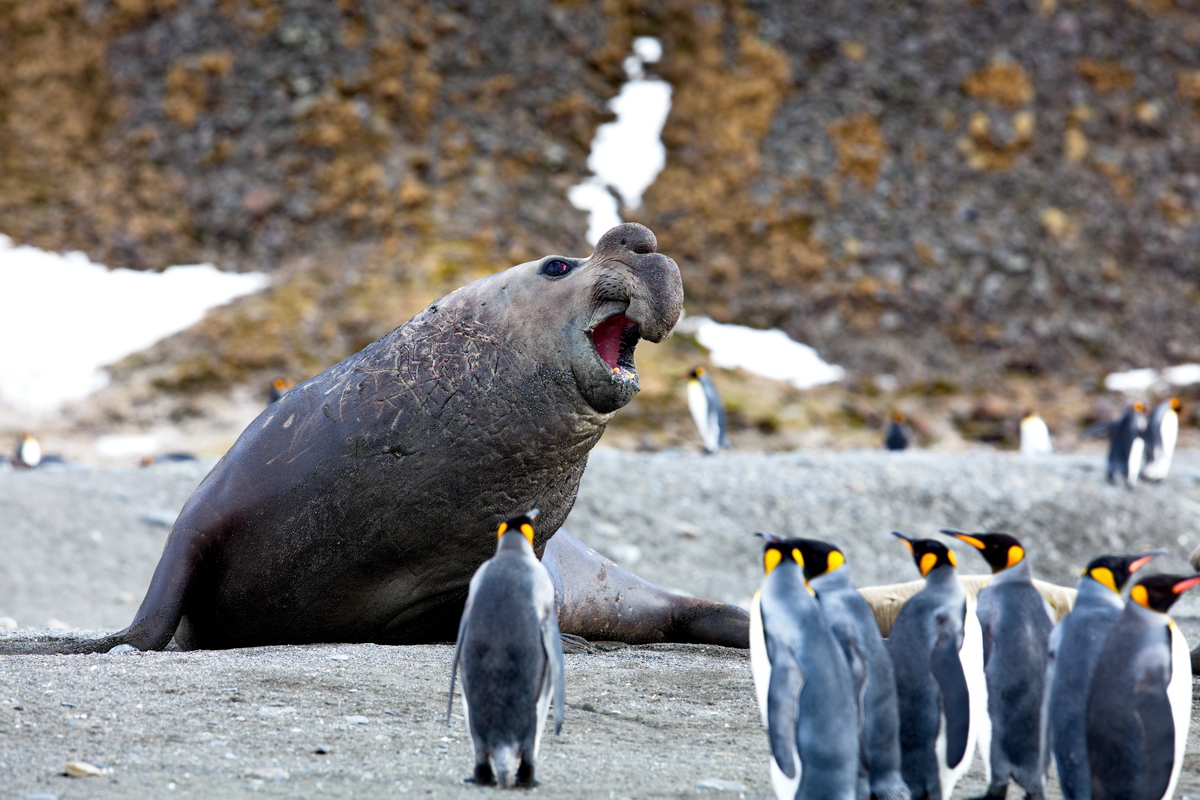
3,447,1200,798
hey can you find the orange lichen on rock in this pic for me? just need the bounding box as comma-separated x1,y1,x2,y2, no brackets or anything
827,113,886,189
1076,58,1135,93
963,58,1035,107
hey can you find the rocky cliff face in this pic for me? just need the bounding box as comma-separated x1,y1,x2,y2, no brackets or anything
636,0,1200,385
1,0,1197,432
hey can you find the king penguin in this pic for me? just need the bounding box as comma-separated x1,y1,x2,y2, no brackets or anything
447,510,566,788
687,367,730,454
1086,573,1200,800
887,533,986,800
885,413,911,451
940,529,1053,800
1106,402,1146,487
1141,397,1181,482
1044,549,1166,800
788,537,911,800
13,431,41,469
1018,410,1052,455
749,533,860,800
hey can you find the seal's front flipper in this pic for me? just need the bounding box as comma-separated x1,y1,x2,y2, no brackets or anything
541,529,749,648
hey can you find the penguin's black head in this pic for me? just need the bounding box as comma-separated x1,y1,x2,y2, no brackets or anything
891,411,906,424
1130,573,1200,614
1082,549,1168,594
940,529,1025,574
1170,397,1182,413
781,537,846,581
892,531,957,577
497,509,540,546
756,531,804,576
689,367,706,380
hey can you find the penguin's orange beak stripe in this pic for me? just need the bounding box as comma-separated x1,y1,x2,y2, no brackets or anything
1172,576,1200,594
952,534,986,550
1129,555,1154,573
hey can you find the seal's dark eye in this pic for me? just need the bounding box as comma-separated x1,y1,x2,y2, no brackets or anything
540,259,573,278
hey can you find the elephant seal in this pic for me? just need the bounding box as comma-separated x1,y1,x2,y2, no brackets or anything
43,223,748,653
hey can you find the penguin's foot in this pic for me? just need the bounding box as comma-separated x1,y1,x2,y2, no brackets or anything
516,760,537,788
871,784,913,800
967,785,1008,800
467,763,496,786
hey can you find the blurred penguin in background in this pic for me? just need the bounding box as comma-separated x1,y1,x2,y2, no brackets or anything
1019,410,1052,455
267,378,294,405
788,537,911,800
1141,397,1181,482
687,367,730,454
941,530,1052,800
1106,402,1146,487
749,533,860,800
887,533,986,800
13,431,41,469
1044,550,1165,800
447,510,565,788
1087,573,1200,800
885,412,911,451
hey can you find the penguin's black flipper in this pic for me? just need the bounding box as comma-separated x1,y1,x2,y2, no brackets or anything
930,610,971,769
541,611,567,736
1133,671,1175,800
765,632,804,780
446,605,472,724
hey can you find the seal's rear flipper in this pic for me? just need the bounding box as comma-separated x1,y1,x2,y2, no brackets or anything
542,529,749,648
78,524,211,652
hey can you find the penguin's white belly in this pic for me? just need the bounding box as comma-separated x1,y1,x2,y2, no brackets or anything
749,591,770,729
1164,623,1191,800
960,592,989,788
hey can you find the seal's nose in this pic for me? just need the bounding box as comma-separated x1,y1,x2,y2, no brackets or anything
592,222,658,257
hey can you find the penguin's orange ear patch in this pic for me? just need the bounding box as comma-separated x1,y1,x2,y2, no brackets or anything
948,549,958,568
791,548,805,566
1006,545,1025,569
827,550,845,573
1089,566,1119,594
764,548,783,575
919,552,938,577
519,523,535,545
497,522,509,539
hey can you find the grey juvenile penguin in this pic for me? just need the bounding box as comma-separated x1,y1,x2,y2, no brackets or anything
941,530,1053,800
448,510,565,788
1044,550,1165,800
787,537,911,800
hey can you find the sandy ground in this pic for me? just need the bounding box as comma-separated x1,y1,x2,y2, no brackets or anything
3,448,1200,799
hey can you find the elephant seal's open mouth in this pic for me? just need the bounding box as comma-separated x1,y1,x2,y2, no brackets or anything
590,312,640,381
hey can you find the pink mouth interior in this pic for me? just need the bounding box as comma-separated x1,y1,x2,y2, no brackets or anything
592,314,629,369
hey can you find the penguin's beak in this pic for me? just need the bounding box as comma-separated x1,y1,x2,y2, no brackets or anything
1129,548,1168,574
1172,576,1200,595
940,529,985,550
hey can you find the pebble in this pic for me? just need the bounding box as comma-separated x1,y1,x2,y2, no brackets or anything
695,778,746,793
140,510,178,527
64,760,103,778
242,767,289,781
108,644,139,654
344,715,369,724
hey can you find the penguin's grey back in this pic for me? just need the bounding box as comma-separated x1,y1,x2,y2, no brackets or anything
759,564,860,800
887,569,976,800
1087,602,1185,800
1045,580,1124,800
454,540,561,786
812,569,909,800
